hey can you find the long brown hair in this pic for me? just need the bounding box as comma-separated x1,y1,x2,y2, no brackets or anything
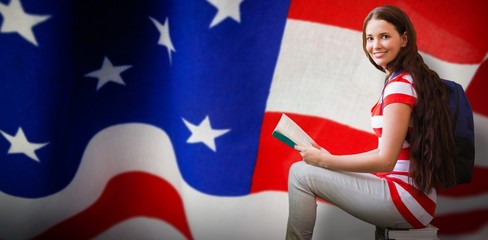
362,5,457,193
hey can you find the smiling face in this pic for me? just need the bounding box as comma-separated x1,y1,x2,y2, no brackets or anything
365,18,407,72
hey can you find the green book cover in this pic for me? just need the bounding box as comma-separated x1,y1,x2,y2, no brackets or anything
272,113,314,149
272,130,297,148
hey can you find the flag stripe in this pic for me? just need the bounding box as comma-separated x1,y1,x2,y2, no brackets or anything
437,167,488,197
287,0,488,64
466,57,488,116
473,114,488,167
33,172,192,240
265,19,480,133
437,193,488,216
432,209,488,235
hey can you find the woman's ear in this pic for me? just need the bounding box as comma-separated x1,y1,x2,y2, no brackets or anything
401,32,408,47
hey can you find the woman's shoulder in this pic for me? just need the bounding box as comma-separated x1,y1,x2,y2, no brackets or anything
383,71,417,105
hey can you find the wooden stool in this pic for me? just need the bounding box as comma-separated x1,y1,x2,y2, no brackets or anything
375,225,439,240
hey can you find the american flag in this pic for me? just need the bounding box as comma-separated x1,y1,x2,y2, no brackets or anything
0,0,486,239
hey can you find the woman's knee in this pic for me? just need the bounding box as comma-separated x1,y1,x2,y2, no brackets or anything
288,161,303,186
289,161,306,180
288,161,314,189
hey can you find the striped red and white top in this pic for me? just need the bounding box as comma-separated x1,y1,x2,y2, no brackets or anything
371,71,437,228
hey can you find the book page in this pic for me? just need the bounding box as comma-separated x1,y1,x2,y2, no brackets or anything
273,114,314,148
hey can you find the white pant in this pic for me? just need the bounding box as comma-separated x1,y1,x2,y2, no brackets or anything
286,161,411,240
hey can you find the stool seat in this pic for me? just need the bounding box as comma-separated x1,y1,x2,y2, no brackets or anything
375,224,439,240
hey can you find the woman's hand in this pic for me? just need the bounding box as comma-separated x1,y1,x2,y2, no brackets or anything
294,142,331,168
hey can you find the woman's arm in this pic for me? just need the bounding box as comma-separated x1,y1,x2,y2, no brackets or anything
295,102,412,173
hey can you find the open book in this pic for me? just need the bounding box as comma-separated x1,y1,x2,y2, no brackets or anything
272,114,314,148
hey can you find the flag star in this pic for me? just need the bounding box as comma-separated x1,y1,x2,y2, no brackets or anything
149,16,175,64
207,0,244,28
85,56,132,91
1,127,49,162
182,115,230,152
0,0,50,46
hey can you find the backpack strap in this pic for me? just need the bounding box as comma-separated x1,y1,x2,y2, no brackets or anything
452,81,460,130
443,79,461,130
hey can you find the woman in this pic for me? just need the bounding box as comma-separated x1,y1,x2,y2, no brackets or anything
286,5,456,240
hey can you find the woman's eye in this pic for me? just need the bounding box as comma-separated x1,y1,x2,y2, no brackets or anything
382,35,390,39
366,37,373,41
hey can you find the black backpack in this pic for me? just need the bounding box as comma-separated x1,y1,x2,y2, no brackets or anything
443,79,475,184
384,72,475,185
